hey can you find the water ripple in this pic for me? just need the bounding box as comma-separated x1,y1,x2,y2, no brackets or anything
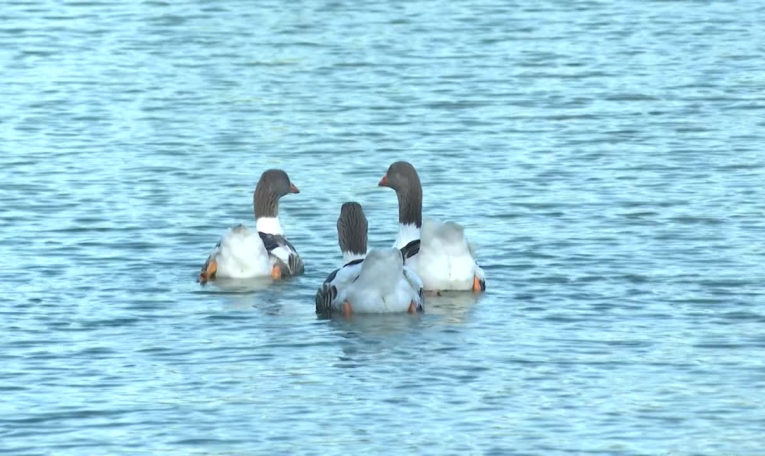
1,0,764,454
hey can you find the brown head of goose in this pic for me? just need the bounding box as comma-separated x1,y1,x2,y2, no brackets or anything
378,161,423,248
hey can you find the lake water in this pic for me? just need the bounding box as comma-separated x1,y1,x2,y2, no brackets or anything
1,0,764,454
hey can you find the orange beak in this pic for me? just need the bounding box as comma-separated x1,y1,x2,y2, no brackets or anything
289,183,300,194
378,174,388,187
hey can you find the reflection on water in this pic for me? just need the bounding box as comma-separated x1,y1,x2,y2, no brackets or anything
325,312,424,334
202,277,278,295
424,292,482,325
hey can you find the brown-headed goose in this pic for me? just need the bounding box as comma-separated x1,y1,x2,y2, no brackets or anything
379,161,486,293
198,169,304,283
315,202,424,317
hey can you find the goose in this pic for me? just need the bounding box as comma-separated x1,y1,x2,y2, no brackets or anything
315,202,424,317
198,169,304,283
378,161,486,292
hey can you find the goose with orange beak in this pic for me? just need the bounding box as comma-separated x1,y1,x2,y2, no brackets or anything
379,161,486,293
199,169,304,284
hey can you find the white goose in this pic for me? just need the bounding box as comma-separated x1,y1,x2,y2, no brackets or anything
378,161,486,292
315,202,424,317
198,169,304,283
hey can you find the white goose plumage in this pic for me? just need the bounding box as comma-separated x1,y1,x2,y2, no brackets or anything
316,202,424,316
379,161,486,293
199,169,304,283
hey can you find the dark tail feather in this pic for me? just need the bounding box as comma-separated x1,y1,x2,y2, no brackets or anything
273,254,305,278
315,283,338,316
400,239,421,260
289,254,305,276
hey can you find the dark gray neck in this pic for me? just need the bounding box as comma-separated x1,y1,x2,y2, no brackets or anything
254,185,279,219
338,217,368,256
397,185,422,228
340,234,367,258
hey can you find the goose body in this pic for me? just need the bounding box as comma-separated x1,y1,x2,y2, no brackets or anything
399,219,485,292
379,161,486,292
339,248,424,313
199,169,304,283
316,202,424,316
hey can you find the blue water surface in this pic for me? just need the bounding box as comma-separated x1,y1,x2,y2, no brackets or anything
1,0,764,454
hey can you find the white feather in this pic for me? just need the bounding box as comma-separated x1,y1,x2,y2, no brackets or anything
256,217,283,235
407,218,484,291
208,225,274,278
393,223,421,249
328,261,365,303
342,251,366,264
269,245,294,266
340,248,423,313
403,265,424,292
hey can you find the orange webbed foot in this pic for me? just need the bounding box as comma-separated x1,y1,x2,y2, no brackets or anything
271,264,282,280
472,276,485,293
408,301,417,314
199,259,218,284
341,301,353,318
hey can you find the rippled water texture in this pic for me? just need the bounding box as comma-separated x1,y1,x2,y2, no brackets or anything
1,0,764,454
